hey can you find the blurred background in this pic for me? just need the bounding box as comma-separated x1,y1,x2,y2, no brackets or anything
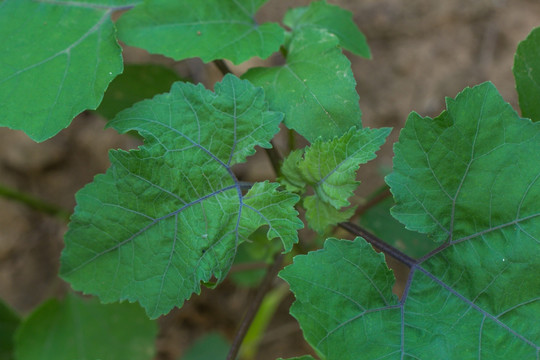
1,0,539,358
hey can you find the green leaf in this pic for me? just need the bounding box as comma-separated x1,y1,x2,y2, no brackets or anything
241,181,302,253
96,64,183,120
299,127,390,208
51,0,141,5
303,195,354,233
387,82,540,242
277,356,316,360
244,27,362,143
514,26,540,122
282,82,540,359
280,237,396,360
0,0,123,141
181,332,230,360
0,299,20,360
278,149,306,193
280,127,390,232
60,74,302,318
284,0,370,58
116,0,285,65
14,294,157,360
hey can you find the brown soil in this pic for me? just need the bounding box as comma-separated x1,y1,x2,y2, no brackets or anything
1,1,538,359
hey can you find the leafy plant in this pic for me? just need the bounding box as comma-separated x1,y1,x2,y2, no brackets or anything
0,0,538,359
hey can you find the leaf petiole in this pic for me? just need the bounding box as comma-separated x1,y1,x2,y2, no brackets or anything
338,221,417,268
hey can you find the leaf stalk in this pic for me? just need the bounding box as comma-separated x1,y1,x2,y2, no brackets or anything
338,222,417,268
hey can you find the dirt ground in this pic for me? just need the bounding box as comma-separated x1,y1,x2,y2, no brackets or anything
1,0,539,359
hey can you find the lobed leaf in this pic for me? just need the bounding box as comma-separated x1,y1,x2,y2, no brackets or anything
241,182,302,253
279,149,306,193
281,82,540,359
280,238,397,360
284,0,370,58
387,82,540,242
243,27,362,143
303,195,354,234
14,294,157,360
60,74,302,318
299,127,390,208
0,0,123,141
116,0,285,65
514,26,540,122
279,127,390,232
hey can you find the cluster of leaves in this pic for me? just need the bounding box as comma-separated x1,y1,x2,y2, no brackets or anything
1,0,539,359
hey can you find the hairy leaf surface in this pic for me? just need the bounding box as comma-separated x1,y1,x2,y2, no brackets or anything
0,0,123,141
303,196,354,233
284,0,370,58
279,149,306,194
514,26,540,122
300,128,390,208
116,0,284,64
243,27,361,142
60,75,301,318
388,82,540,242
14,294,156,360
280,127,390,232
281,82,540,359
280,238,397,359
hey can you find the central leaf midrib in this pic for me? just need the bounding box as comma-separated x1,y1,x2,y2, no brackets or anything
315,129,387,187
64,184,239,276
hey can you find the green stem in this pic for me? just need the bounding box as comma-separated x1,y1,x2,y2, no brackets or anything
239,283,289,360
226,253,284,360
0,183,71,222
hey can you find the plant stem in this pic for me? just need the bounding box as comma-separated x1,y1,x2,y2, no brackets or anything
226,253,284,360
0,183,71,222
213,59,233,76
338,222,417,268
239,283,289,359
